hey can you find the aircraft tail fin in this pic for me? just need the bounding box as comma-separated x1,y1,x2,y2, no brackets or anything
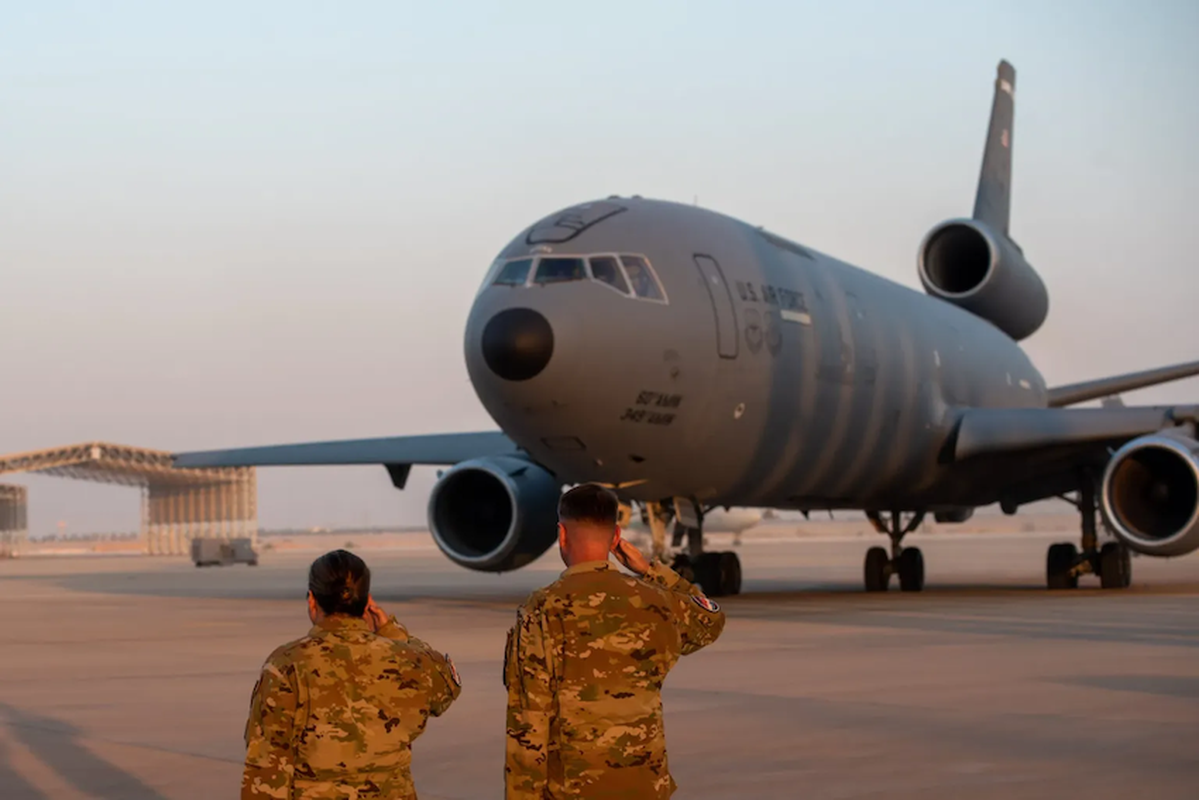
972,60,1016,236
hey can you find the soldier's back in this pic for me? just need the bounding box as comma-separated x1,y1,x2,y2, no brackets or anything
253,617,455,800
535,564,693,797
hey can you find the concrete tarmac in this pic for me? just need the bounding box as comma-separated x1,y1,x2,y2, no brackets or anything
1,531,1197,799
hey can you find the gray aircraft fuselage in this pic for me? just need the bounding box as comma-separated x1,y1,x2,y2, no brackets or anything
172,59,1199,592
465,197,1045,513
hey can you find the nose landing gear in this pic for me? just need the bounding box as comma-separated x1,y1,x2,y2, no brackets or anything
641,499,742,597
863,510,927,592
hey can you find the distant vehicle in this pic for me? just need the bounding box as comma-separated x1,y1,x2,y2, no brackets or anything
191,537,258,567
176,60,1199,597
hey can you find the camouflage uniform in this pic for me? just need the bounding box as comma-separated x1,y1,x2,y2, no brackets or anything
242,614,461,800
504,560,726,799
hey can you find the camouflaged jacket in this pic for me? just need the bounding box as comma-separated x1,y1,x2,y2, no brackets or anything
504,560,726,799
242,614,461,800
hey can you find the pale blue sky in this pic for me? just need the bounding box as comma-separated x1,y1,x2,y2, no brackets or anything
2,1,1197,533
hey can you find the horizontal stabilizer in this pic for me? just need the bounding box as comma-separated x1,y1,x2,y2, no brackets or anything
1047,359,1199,407
173,431,518,469
953,405,1197,461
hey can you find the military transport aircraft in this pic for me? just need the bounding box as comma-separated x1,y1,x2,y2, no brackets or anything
175,60,1199,597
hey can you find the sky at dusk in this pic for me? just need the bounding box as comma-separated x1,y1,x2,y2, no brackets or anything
3,1,1197,534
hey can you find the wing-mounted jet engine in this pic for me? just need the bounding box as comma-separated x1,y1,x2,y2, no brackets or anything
916,59,1048,342
427,455,561,572
917,218,1048,341
1101,431,1199,558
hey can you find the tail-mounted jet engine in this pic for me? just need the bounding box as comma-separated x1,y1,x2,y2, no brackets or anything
427,455,561,572
917,218,1048,341
1100,432,1199,557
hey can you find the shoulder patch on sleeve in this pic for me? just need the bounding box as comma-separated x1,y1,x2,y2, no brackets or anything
446,653,461,687
692,594,720,613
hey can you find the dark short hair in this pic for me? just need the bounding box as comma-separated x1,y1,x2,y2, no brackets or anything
308,549,370,616
558,483,619,527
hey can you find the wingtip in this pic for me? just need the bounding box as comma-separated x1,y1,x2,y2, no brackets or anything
997,59,1016,83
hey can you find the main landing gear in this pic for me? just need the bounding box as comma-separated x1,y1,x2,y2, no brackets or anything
863,510,927,592
1045,478,1132,590
642,500,742,597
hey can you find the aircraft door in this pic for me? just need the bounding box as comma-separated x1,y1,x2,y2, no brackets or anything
693,255,739,359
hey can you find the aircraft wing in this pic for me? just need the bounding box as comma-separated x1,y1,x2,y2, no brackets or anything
951,405,1198,462
1046,359,1199,407
172,431,520,489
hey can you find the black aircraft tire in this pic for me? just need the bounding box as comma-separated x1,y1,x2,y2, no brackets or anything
864,546,889,592
691,553,724,597
1046,543,1078,590
670,553,696,584
897,547,925,592
1099,542,1131,590
717,551,742,596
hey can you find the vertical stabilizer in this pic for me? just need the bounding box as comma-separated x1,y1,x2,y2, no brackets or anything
972,60,1016,236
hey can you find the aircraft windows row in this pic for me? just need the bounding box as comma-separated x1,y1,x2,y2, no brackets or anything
489,253,667,303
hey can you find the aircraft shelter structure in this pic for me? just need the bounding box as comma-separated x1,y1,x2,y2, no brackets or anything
0,442,257,556
0,484,27,558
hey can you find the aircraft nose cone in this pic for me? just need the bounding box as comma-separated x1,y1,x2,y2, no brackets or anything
481,308,554,381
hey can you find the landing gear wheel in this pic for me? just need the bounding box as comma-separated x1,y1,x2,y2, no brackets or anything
670,553,696,584
691,552,741,597
1099,542,1131,589
897,547,925,592
691,553,719,596
716,551,742,596
864,546,890,592
1046,542,1079,590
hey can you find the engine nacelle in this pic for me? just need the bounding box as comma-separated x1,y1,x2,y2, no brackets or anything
1100,433,1199,557
917,218,1048,341
427,455,561,572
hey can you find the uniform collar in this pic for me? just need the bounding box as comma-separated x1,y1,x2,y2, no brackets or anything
561,560,612,578
313,614,373,635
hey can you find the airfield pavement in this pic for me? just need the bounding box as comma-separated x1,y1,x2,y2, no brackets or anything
1,528,1197,800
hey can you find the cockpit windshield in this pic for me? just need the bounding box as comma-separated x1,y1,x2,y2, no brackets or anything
618,255,665,301
488,252,667,304
588,256,630,295
492,258,533,286
534,257,587,284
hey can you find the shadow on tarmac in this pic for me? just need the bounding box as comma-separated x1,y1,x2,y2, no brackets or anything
0,736,50,800
0,703,170,800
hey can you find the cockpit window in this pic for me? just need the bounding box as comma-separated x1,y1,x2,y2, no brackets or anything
492,258,533,286
485,253,665,302
534,257,587,284
619,255,665,301
588,256,630,295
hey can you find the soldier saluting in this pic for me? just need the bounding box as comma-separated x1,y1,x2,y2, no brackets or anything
242,549,461,799
504,484,726,798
